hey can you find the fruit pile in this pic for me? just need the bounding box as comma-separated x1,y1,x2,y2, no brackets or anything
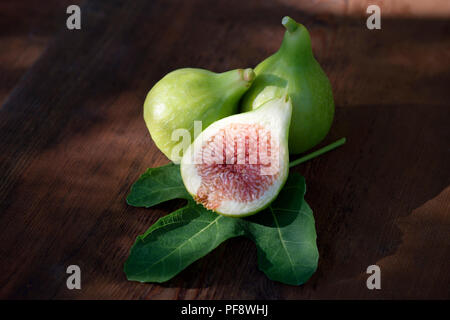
124,17,345,285
143,16,334,217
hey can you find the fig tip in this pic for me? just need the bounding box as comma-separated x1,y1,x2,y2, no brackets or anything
282,16,298,33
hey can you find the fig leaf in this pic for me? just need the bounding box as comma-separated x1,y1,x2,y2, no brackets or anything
126,163,190,208
125,164,318,285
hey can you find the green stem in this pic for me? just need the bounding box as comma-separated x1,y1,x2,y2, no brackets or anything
289,137,346,168
282,16,298,33
241,68,255,82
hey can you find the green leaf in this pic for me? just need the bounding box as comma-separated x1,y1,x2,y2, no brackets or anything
245,174,318,285
125,165,318,285
124,200,244,282
126,163,190,207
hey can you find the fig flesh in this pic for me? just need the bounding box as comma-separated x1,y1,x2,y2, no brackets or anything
181,96,292,217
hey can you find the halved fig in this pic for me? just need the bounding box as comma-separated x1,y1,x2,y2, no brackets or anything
181,96,292,217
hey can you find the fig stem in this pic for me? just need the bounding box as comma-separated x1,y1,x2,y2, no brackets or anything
282,16,298,33
242,68,255,82
289,137,346,168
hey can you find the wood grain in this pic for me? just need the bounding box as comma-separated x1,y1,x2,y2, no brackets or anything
0,0,449,299
0,0,83,107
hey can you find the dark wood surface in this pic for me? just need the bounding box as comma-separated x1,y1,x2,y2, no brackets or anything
0,0,449,299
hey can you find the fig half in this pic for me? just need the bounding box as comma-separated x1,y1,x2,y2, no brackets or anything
181,96,292,217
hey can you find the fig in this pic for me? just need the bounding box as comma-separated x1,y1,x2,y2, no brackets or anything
181,96,292,217
241,16,334,154
144,68,255,162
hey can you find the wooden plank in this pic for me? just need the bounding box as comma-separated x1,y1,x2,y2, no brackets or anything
0,0,83,106
0,0,449,299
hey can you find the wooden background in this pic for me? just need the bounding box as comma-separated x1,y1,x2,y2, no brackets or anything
0,0,449,299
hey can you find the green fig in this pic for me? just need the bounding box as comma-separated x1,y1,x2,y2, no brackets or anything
181,96,292,217
144,68,255,162
241,16,334,154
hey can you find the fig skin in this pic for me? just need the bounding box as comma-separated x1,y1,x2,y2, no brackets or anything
241,16,334,154
144,68,255,162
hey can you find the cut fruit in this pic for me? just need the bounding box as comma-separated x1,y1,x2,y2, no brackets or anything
181,96,292,217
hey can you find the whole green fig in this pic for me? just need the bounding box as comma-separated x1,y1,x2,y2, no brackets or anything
144,68,255,162
241,16,334,154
